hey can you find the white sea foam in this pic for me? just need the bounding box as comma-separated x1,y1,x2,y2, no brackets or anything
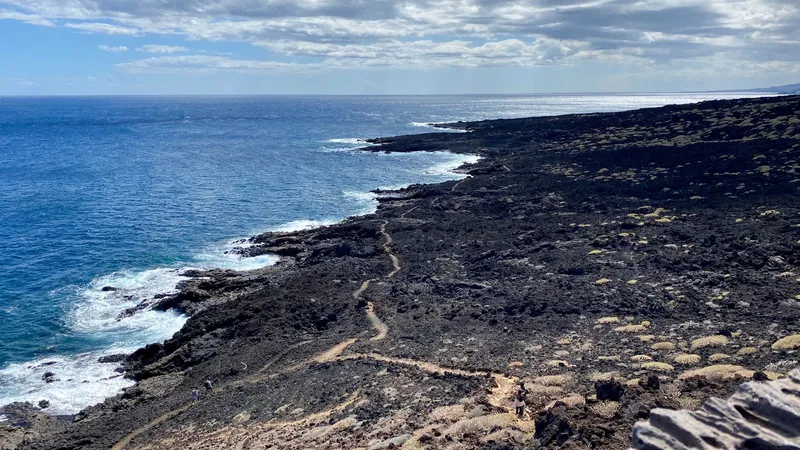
271,219,338,232
424,154,481,176
195,240,280,271
321,138,381,152
69,268,188,336
343,190,379,216
410,122,469,133
0,351,136,415
325,138,367,145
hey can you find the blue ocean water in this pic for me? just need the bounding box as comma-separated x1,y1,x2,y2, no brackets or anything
0,92,769,414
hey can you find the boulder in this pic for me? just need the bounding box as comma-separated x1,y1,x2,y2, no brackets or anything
632,369,800,449
595,379,626,401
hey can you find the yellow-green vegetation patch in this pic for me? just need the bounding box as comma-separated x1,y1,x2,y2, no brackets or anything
630,354,653,362
736,347,757,356
588,249,603,255
709,353,731,363
595,278,612,285
651,342,676,351
691,335,729,350
642,362,674,372
771,334,800,350
674,354,702,365
678,364,753,380
596,316,620,325
627,279,639,284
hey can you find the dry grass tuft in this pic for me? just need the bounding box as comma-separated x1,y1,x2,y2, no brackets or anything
691,335,729,350
444,413,520,438
677,397,702,410
597,355,621,362
709,353,731,363
526,384,564,396
614,321,650,333
589,401,620,419
630,355,653,362
589,371,621,382
428,405,467,423
545,360,571,368
596,316,621,325
595,278,612,285
507,361,524,368
638,335,656,342
642,362,674,372
678,364,753,380
545,394,585,410
652,342,676,351
534,374,571,387
674,354,702,365
771,334,800,350
736,347,757,356
625,378,641,387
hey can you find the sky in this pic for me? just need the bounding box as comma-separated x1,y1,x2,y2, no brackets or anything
1,0,799,95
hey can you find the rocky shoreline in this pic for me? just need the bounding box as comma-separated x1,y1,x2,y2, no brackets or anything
3,95,800,450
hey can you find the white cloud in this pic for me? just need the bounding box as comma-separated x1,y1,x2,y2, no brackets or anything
3,0,800,74
116,55,310,74
66,22,141,35
98,44,128,52
138,44,189,54
0,10,54,26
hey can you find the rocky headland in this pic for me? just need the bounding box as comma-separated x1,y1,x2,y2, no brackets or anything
3,95,800,450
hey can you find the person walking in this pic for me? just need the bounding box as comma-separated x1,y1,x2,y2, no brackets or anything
513,382,528,418
192,387,200,403
204,379,213,391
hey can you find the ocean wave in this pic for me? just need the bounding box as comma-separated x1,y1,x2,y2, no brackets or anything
0,350,136,416
0,236,281,415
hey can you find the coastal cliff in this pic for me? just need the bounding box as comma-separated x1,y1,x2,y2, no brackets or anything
4,95,800,450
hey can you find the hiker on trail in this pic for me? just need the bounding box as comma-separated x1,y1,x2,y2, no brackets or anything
192,387,200,403
204,379,213,391
513,382,528,418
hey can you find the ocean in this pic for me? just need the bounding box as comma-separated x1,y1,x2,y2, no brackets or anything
0,92,770,415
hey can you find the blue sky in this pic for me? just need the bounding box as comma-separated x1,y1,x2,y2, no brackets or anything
1,0,799,95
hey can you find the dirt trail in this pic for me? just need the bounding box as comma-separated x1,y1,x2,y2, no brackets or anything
113,219,519,450
451,177,469,192
339,353,517,409
110,403,193,450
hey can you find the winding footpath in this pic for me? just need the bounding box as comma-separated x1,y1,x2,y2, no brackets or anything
112,217,519,450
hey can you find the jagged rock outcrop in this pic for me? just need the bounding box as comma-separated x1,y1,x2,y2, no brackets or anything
632,369,800,450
